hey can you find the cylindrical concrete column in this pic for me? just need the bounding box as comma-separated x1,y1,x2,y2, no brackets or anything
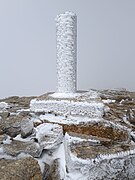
56,11,77,93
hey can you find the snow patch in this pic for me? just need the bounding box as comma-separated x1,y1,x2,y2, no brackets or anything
102,99,116,104
3,136,12,144
0,102,8,110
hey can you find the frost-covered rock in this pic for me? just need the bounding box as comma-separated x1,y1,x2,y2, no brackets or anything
39,114,129,141
0,134,7,144
64,132,135,180
35,123,63,150
0,111,10,119
3,140,42,158
0,90,135,179
44,159,62,180
0,114,31,137
0,102,8,110
21,118,33,138
50,158,65,180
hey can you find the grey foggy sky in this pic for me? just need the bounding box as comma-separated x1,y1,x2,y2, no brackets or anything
0,0,135,98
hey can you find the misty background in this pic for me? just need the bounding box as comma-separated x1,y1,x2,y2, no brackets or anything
0,0,134,98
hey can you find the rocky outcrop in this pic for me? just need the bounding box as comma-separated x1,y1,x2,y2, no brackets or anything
0,90,135,179
64,132,135,180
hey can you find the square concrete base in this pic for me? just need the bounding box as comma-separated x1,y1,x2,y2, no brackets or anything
30,91,105,118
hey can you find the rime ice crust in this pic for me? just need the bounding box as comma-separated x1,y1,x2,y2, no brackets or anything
64,133,135,180
56,11,77,93
30,91,104,118
30,99,104,118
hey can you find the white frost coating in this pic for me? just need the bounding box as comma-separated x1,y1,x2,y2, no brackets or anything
39,114,102,125
30,99,104,118
64,133,135,179
102,99,116,104
67,134,100,144
3,136,12,144
36,143,67,179
0,102,8,110
56,11,77,93
35,123,63,150
50,93,80,99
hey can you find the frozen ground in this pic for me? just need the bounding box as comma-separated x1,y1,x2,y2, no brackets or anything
0,89,135,179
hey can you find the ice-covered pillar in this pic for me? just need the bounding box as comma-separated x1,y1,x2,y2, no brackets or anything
56,11,77,93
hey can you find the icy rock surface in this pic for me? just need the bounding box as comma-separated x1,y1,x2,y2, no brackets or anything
20,118,33,138
64,132,135,180
35,123,63,150
0,114,31,137
0,102,8,110
0,134,7,144
0,90,135,179
44,159,62,180
3,140,42,158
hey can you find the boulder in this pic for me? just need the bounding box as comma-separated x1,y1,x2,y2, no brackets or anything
0,114,31,137
35,123,63,150
44,159,61,180
20,118,34,138
3,140,42,158
0,134,7,144
0,111,10,119
39,114,128,142
0,102,8,110
64,132,135,180
0,157,42,180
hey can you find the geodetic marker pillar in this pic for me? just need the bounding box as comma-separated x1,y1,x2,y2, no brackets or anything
56,11,77,93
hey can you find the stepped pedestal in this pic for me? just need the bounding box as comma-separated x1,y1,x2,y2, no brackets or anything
30,91,104,118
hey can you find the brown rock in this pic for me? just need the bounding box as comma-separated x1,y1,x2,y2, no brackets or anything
3,140,42,158
0,114,31,137
63,122,128,142
43,163,51,180
0,111,10,119
0,157,42,180
44,159,61,180
66,132,132,160
99,89,131,102
0,134,7,144
0,96,36,109
42,118,128,142
64,132,135,179
20,118,34,138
